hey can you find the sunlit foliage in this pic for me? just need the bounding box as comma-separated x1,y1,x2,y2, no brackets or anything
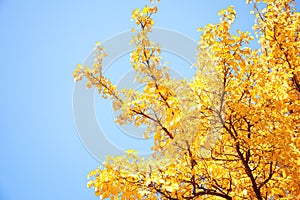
73,0,300,199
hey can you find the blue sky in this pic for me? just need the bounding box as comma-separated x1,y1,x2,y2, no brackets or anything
0,0,270,199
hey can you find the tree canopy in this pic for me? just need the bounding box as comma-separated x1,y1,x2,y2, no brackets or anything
73,0,300,199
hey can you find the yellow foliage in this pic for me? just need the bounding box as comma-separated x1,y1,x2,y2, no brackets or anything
73,0,300,199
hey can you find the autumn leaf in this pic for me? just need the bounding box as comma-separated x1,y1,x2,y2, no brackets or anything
73,0,300,199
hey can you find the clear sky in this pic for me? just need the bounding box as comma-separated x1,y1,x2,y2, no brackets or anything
0,0,288,199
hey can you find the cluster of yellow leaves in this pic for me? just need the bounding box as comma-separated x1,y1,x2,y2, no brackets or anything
73,0,300,199
131,4,158,32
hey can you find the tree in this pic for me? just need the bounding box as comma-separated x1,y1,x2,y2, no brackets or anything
73,0,300,199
